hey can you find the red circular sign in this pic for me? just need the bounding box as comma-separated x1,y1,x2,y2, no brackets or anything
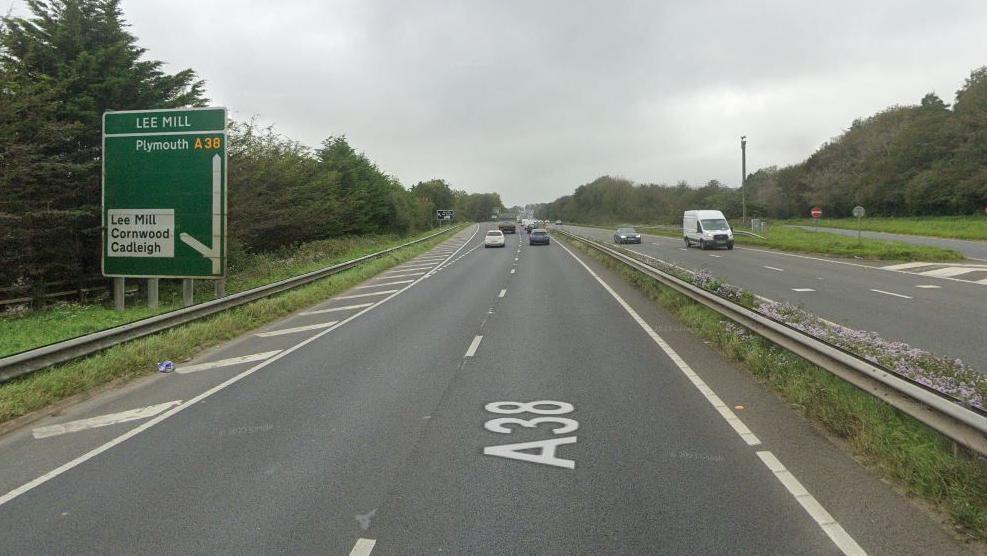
811,207,822,218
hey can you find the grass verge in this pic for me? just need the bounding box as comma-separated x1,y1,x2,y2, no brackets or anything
565,236,987,541
736,227,963,261
0,229,454,357
0,227,463,424
793,216,987,241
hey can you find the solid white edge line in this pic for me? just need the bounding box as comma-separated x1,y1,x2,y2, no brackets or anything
554,239,760,446
756,451,866,555
0,225,481,508
869,289,912,299
32,401,183,439
465,335,483,357
349,538,377,556
255,321,339,337
176,350,283,373
300,303,375,315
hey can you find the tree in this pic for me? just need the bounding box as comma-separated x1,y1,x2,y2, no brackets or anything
0,0,206,300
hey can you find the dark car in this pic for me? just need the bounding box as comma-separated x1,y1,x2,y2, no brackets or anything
613,227,641,244
529,229,550,245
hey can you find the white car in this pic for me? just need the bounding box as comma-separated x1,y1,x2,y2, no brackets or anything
484,230,506,248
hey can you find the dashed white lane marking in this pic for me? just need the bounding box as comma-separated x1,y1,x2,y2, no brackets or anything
555,240,760,446
465,335,483,357
709,254,721,258
764,265,784,272
381,271,427,279
255,321,339,337
869,289,912,299
301,303,376,315
32,401,183,439
756,451,866,555
915,285,941,289
337,289,400,300
0,225,481,509
355,280,414,289
792,288,815,292
176,350,283,373
498,289,507,298
515,257,519,261
679,248,688,251
349,538,376,556
510,268,516,274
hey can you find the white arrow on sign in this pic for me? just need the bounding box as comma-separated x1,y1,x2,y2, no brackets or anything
179,154,222,275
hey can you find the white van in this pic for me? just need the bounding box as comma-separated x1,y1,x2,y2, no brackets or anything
683,210,734,250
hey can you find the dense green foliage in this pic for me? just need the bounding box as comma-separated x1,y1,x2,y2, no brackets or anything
0,0,206,298
539,67,987,225
0,1,501,304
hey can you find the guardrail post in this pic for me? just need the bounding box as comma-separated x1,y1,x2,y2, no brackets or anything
113,277,125,311
215,278,226,299
147,279,159,309
182,279,194,307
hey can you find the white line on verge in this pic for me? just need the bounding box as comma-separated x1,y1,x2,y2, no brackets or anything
870,289,912,299
349,538,376,556
336,289,400,300
498,289,506,298
255,321,339,337
176,350,283,373
32,401,183,439
555,240,760,446
764,265,784,272
300,303,375,315
0,225,482,509
355,280,414,289
465,335,483,357
756,451,866,555
381,272,427,279
391,264,435,271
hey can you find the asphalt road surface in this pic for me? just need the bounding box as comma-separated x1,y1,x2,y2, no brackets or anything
561,224,987,372
788,225,987,261
0,225,975,554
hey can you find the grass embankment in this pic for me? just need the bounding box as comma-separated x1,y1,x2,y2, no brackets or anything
0,227,462,424
565,237,987,541
794,215,987,241
736,227,963,261
0,229,453,358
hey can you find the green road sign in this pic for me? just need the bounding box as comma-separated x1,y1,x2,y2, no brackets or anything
102,107,227,278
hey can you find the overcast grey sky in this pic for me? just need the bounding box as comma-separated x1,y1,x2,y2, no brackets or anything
15,1,987,206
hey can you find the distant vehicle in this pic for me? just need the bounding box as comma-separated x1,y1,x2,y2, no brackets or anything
683,209,734,250
555,220,562,225
613,227,641,244
525,223,534,233
529,229,550,245
484,230,506,248
497,217,516,234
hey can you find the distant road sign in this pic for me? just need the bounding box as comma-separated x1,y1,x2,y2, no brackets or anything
811,207,822,218
437,209,454,220
852,205,865,218
103,107,227,278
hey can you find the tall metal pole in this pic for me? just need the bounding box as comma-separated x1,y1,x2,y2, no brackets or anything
741,136,747,226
